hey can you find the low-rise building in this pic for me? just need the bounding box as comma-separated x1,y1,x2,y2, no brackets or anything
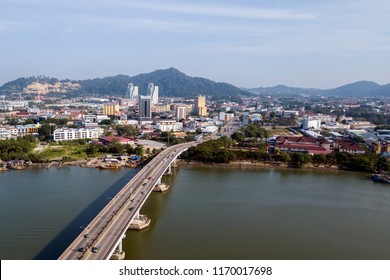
99,136,137,145
0,127,13,140
333,139,366,154
16,124,41,137
274,136,332,155
155,120,183,132
82,114,110,127
53,127,103,142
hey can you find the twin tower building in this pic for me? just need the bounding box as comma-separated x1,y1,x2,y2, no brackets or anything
126,82,207,121
126,83,158,120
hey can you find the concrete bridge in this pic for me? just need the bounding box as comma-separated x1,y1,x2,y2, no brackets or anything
58,141,197,260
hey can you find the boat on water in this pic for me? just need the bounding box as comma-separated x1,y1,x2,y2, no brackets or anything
99,163,121,170
10,165,25,170
371,173,390,184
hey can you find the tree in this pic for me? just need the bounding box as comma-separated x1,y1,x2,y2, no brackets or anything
115,125,139,136
38,124,53,140
85,144,99,156
312,154,327,165
231,132,245,142
273,152,291,163
99,119,113,126
289,153,311,167
134,145,144,156
376,157,390,172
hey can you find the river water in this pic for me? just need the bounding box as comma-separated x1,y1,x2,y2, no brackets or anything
1,165,390,260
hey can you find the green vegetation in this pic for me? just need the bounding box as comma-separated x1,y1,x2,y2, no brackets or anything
151,131,195,145
37,141,86,162
0,135,37,161
115,125,139,137
0,136,146,163
85,142,144,158
0,68,248,100
181,138,389,173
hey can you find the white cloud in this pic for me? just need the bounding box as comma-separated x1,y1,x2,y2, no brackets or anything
119,1,317,21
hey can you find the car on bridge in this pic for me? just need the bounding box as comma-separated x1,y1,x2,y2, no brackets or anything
92,246,100,253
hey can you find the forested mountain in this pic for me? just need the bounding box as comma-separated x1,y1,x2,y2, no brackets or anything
324,81,382,96
2,69,390,98
248,81,390,97
77,68,249,100
248,85,321,95
0,68,249,100
0,76,61,94
128,68,248,100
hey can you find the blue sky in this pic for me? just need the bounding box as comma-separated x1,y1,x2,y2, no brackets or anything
1,0,389,88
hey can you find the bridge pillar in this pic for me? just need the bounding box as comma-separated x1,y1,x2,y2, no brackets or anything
172,159,177,168
110,236,126,260
153,183,170,192
118,239,123,253
164,164,172,176
157,177,162,185
129,214,151,230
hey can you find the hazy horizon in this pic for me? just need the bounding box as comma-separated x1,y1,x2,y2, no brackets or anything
1,0,390,89
1,68,389,91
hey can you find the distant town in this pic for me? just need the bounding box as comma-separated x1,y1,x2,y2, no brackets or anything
1,77,390,177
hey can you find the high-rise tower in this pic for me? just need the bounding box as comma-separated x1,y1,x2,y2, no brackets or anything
138,95,152,121
126,83,138,99
195,95,207,116
147,83,159,105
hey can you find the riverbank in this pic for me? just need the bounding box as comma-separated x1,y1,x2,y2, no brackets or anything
2,155,364,174
27,157,141,170
176,159,344,172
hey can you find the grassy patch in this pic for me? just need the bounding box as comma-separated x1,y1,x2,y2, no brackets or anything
36,143,88,161
266,128,295,137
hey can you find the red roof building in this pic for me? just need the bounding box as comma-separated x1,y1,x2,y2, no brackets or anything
99,136,138,145
275,136,332,155
334,139,366,154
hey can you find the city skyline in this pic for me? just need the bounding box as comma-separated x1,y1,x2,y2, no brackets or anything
1,0,390,89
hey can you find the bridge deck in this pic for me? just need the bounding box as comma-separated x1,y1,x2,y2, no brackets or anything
58,142,196,260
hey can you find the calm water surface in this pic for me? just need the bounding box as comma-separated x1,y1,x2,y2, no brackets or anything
0,167,133,259
125,166,390,260
1,165,390,260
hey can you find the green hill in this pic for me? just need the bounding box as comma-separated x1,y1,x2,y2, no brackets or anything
0,68,250,100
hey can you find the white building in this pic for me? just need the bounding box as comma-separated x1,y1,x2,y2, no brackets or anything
1,126,18,139
126,83,138,100
251,113,263,122
53,127,103,142
283,110,299,117
219,111,226,122
202,125,218,134
155,120,183,132
302,116,321,130
176,106,187,121
0,127,13,140
113,119,139,126
82,114,110,127
147,83,159,105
